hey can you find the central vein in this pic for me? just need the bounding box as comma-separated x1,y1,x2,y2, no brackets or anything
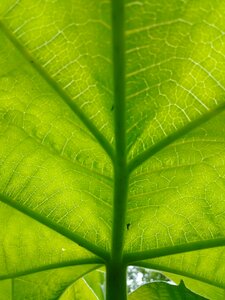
111,0,128,265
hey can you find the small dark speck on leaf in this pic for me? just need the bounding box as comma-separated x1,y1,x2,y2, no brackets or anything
126,223,131,230
111,104,114,111
30,60,34,64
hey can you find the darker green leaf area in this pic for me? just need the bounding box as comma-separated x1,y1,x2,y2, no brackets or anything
129,280,208,300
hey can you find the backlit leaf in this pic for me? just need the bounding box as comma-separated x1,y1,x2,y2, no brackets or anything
1,0,225,299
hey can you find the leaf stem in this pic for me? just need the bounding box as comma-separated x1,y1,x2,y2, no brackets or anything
106,263,127,300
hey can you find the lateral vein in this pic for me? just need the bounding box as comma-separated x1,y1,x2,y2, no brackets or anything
0,20,114,161
124,237,225,263
0,260,103,280
0,192,109,260
128,102,225,173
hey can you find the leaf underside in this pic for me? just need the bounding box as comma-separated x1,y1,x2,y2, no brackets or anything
1,0,225,299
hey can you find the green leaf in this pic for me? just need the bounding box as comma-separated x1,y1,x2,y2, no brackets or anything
60,269,105,300
163,272,225,300
128,280,207,300
0,265,100,300
137,247,225,299
1,0,225,299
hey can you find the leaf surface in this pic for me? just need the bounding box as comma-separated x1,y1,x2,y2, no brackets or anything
60,269,105,300
1,0,225,299
0,265,99,300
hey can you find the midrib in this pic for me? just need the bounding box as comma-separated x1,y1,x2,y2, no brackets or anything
111,0,128,265
105,1,128,299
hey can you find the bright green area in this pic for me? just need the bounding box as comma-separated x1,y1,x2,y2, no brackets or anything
1,0,225,299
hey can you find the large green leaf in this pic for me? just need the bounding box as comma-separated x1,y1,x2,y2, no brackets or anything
1,0,225,299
